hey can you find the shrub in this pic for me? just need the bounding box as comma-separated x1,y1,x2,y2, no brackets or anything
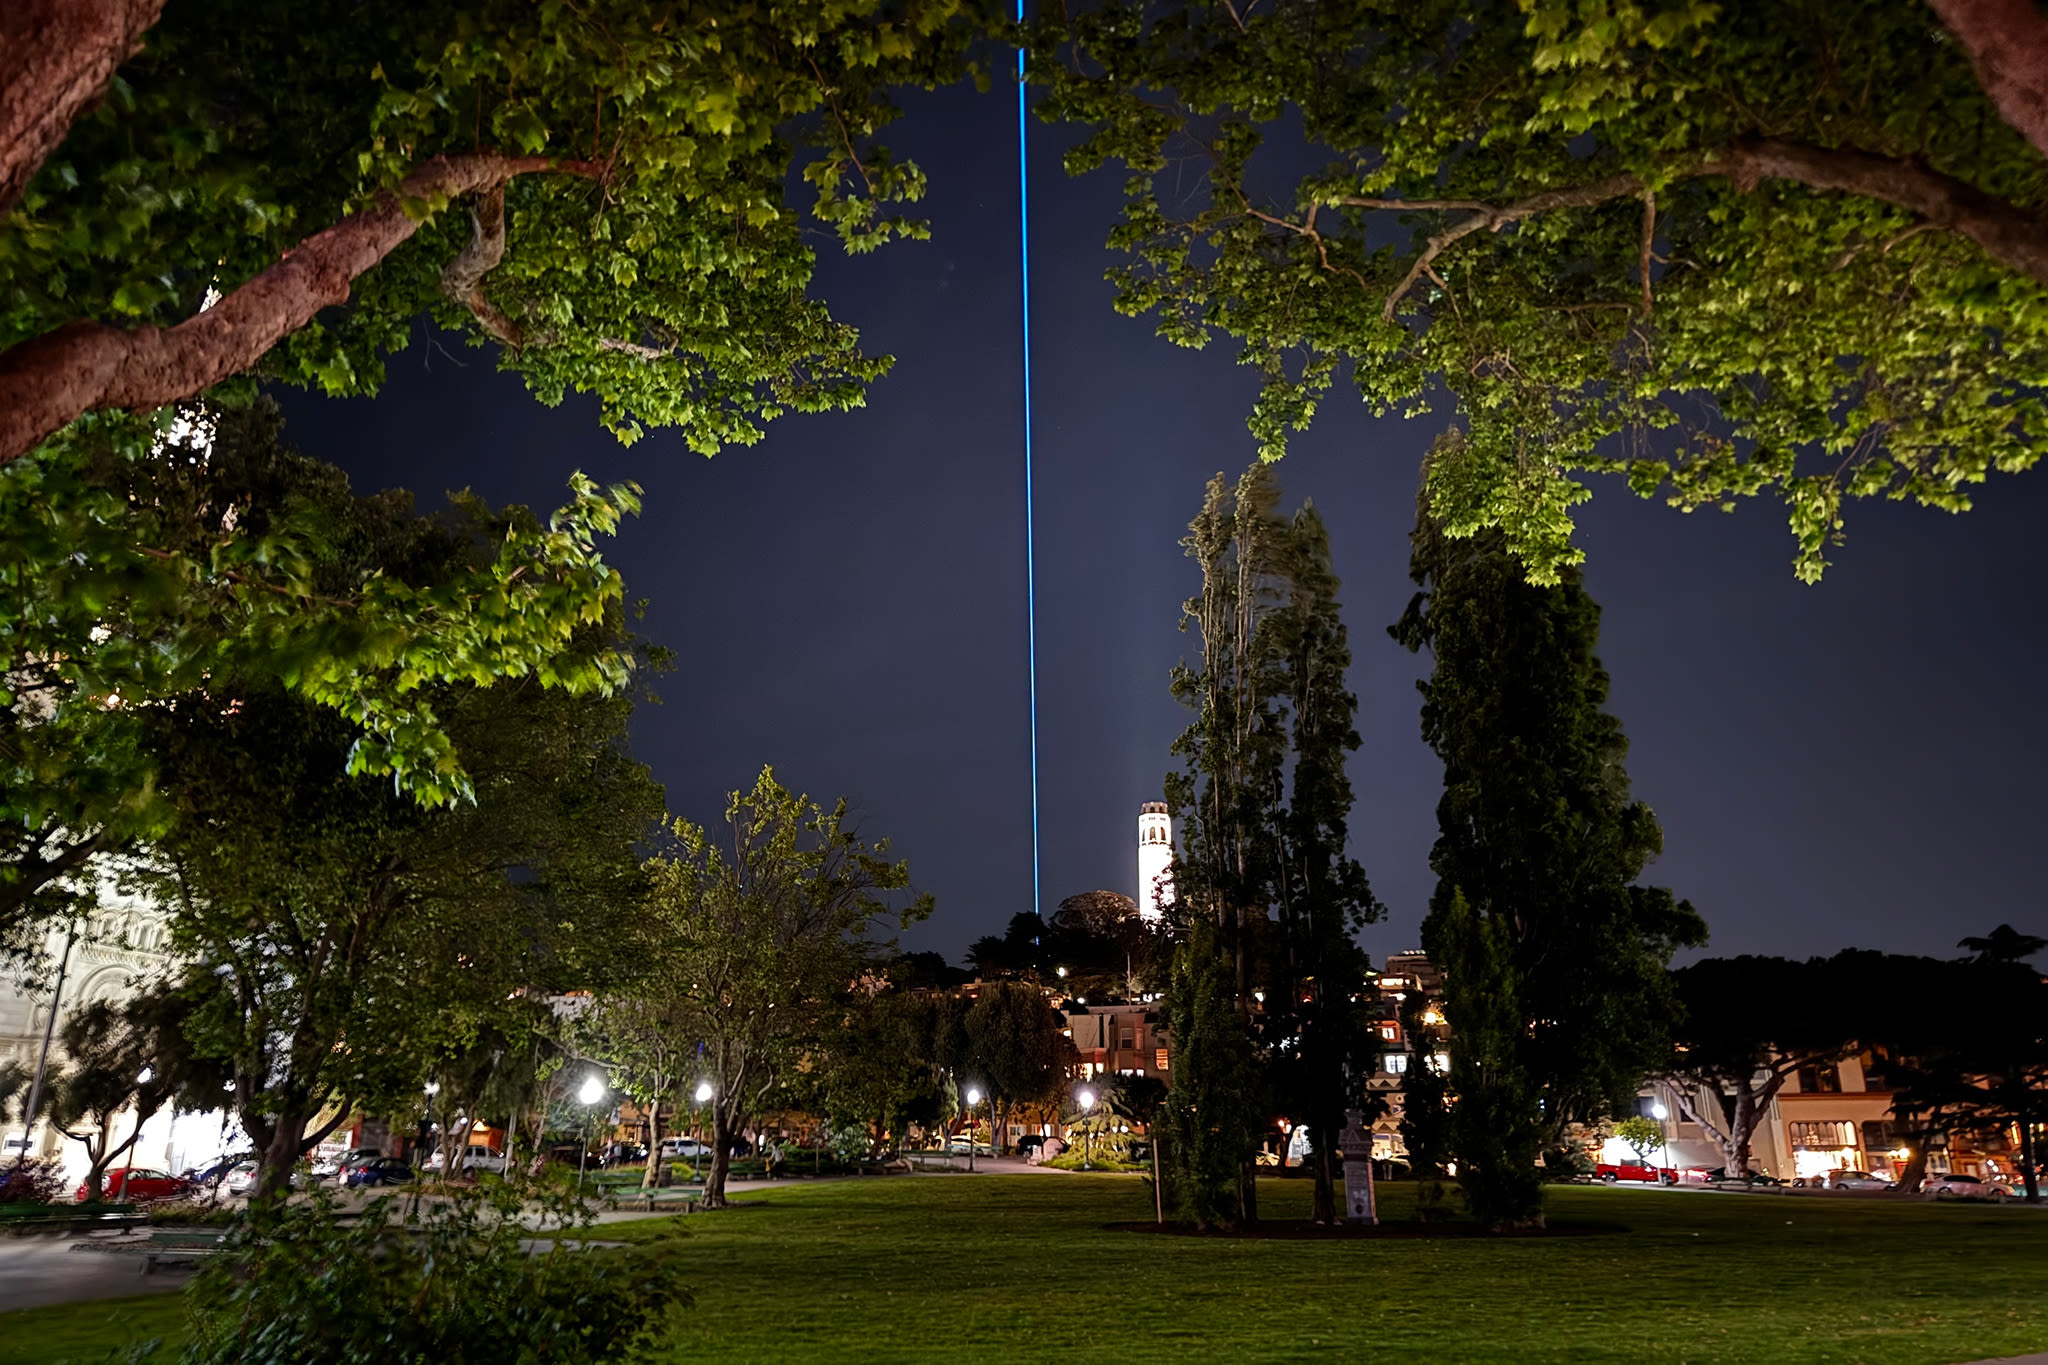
0,1158,66,1205
178,1181,689,1363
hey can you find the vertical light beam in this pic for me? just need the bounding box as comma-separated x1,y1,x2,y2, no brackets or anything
1015,2,1042,922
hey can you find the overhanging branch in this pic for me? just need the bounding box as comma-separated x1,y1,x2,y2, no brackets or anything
0,151,604,466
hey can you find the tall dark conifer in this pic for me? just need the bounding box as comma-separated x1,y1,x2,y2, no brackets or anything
1267,503,1382,1225
1164,467,1381,1226
1391,434,1705,1230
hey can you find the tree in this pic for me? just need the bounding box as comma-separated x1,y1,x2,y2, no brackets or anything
1263,500,1383,1224
2,401,642,951
144,651,660,1201
962,981,1075,1151
1890,931,2048,1202
1163,462,1386,1225
1657,952,1902,1179
1393,446,1704,1228
1396,991,1454,1221
636,767,931,1207
1614,1116,1666,1168
0,0,985,466
1157,920,1262,1229
1037,1,2048,582
34,998,175,1201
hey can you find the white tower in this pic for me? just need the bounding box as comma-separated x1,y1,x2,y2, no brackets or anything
1137,802,1174,922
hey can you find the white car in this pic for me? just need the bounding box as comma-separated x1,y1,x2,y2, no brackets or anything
1922,1172,2015,1201
660,1137,712,1160
1823,1169,1895,1192
223,1162,260,1197
423,1144,507,1175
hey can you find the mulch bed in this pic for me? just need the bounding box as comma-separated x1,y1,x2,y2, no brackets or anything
1106,1218,1626,1240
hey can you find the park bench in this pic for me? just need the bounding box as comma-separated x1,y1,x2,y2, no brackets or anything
71,1228,227,1273
0,1202,144,1234
604,1185,703,1214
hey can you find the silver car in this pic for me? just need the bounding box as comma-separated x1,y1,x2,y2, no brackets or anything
1823,1169,1895,1192
1922,1172,2015,1201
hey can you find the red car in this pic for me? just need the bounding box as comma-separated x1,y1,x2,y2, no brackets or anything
1596,1161,1678,1186
77,1167,188,1203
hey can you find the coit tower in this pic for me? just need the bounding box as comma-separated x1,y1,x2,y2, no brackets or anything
1137,801,1174,922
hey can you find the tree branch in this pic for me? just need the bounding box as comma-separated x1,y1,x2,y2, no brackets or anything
1927,0,2048,163
439,183,525,349
1638,191,1657,319
0,0,165,219
1710,137,2048,284
0,151,604,466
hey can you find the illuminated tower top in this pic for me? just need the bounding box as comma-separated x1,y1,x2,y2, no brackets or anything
1137,802,1174,922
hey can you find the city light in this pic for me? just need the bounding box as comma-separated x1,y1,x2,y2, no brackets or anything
577,1075,604,1105
1651,1103,1669,1120
966,1087,982,1106
694,1081,714,1103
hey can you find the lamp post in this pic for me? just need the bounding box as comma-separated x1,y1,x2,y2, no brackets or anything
1077,1088,1096,1171
577,1075,605,1188
1651,1100,1671,1178
693,1081,713,1182
965,1088,982,1173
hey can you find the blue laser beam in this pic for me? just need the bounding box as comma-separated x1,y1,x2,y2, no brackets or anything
1015,2,1042,922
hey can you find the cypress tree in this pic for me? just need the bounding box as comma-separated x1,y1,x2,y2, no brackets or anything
1391,434,1705,1230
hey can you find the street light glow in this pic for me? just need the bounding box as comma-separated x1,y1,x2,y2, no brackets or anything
1077,1088,1095,1110
966,1087,982,1105
577,1075,604,1105
424,1081,440,1096
694,1081,714,1103
1651,1103,1669,1120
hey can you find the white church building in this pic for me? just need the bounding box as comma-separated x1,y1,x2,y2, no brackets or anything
1,866,236,1183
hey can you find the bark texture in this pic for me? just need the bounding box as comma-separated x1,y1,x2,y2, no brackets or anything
0,0,165,220
0,153,598,466
1928,0,2048,163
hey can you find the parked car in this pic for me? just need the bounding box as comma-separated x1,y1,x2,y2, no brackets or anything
1921,1172,2015,1201
1698,1166,1784,1187
309,1147,381,1180
187,1152,252,1186
660,1137,713,1160
945,1134,995,1157
223,1162,260,1198
78,1168,187,1203
345,1157,417,1189
1822,1169,1895,1192
1596,1162,1678,1185
423,1144,508,1176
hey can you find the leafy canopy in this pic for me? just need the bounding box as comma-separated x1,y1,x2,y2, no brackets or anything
1037,0,2048,580
5,0,986,453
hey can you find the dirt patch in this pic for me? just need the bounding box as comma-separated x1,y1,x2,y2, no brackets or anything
1105,1218,1626,1240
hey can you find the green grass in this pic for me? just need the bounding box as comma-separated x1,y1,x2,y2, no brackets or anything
0,1293,186,1362
6,1177,2046,1363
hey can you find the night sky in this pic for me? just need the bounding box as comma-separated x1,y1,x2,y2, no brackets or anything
275,83,2048,969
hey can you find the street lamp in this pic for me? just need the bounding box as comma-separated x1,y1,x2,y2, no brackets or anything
965,1088,982,1173
577,1075,605,1186
1651,1101,1671,1174
693,1081,713,1181
1077,1088,1097,1171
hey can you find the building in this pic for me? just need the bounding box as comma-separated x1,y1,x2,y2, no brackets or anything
1062,1000,1169,1081
0,864,234,1182
1136,802,1173,922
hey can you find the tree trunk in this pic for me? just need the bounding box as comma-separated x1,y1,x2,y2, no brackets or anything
1927,0,2048,164
0,0,165,220
254,1113,309,1205
1725,1087,1756,1177
705,1105,733,1208
1309,1131,1338,1224
2019,1101,2040,1203
643,1099,664,1190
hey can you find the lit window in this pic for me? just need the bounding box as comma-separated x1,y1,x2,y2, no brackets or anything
1384,1054,1410,1075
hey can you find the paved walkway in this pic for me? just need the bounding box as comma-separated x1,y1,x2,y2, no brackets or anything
0,1235,185,1312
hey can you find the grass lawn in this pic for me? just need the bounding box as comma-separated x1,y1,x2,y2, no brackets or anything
5,1176,2044,1363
